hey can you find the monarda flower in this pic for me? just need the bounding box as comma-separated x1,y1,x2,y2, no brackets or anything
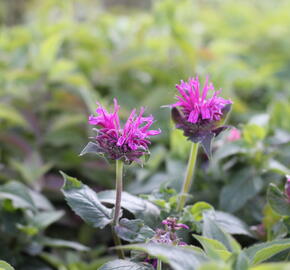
169,76,232,157
80,99,161,164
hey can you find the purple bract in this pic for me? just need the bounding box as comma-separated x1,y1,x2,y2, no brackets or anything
84,99,161,164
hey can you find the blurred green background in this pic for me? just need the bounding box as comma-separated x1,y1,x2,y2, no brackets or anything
0,0,290,269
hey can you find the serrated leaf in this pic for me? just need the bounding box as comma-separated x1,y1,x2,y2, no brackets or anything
60,171,112,229
99,260,154,270
267,184,290,216
117,243,208,270
115,218,155,243
98,190,160,227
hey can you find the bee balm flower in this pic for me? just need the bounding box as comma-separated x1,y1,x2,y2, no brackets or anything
81,99,161,164
169,76,232,157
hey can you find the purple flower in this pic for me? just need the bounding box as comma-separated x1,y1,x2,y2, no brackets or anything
151,217,189,245
285,175,290,202
81,99,161,164
168,76,232,157
162,217,189,231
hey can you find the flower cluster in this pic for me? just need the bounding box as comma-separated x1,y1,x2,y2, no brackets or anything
151,217,189,246
83,99,161,164
145,217,189,268
169,76,232,157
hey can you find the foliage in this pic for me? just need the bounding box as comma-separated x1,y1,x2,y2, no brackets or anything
0,0,290,269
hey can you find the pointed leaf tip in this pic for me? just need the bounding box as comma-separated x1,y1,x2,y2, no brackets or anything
79,142,101,156
60,171,82,190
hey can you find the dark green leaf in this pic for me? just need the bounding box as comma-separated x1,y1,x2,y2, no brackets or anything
215,211,253,237
30,210,64,230
202,212,241,253
60,171,112,229
118,243,208,270
40,237,89,251
115,218,155,243
99,260,154,270
267,184,290,216
244,238,290,265
220,170,263,213
98,190,160,227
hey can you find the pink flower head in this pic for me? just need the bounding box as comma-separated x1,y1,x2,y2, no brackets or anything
82,99,161,164
285,175,290,202
172,76,232,124
168,76,232,157
227,128,241,142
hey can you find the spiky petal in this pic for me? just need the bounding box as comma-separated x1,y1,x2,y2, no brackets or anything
82,99,161,164
169,76,232,157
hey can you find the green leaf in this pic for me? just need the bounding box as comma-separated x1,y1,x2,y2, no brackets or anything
0,104,27,127
99,260,154,270
215,211,253,237
243,124,266,145
0,181,36,210
220,170,263,213
189,202,214,222
33,34,63,71
60,171,112,229
194,235,232,261
115,218,155,243
40,237,89,251
118,243,208,270
30,210,64,230
98,190,160,227
197,262,231,270
249,263,290,270
267,160,290,175
233,252,250,270
202,212,241,253
244,238,290,265
267,184,290,216
0,261,15,270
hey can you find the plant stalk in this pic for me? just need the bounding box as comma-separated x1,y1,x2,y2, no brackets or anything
111,159,125,259
157,260,162,270
177,143,199,212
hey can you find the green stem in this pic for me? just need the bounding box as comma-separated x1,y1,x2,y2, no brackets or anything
157,260,162,270
112,159,123,226
111,159,125,259
177,143,199,212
